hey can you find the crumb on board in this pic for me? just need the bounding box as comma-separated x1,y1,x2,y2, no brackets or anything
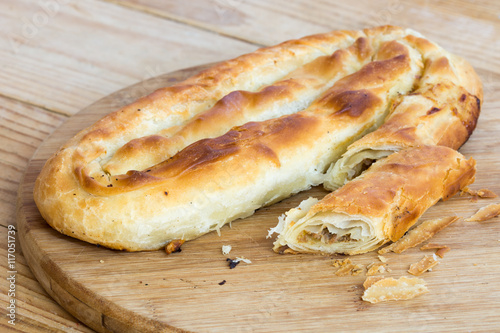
333,258,364,276
332,258,351,268
461,187,497,201
222,245,232,255
378,216,458,254
99,260,104,264
378,255,388,263
420,243,451,258
363,276,386,289
165,239,185,254
226,257,252,269
236,257,252,264
366,262,388,276
466,203,500,222
362,276,428,304
218,280,226,285
408,254,439,276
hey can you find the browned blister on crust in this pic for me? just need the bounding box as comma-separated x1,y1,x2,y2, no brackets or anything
34,26,481,251
324,34,482,190
378,216,459,254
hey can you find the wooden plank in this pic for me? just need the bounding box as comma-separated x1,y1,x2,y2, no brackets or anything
0,97,85,332
0,0,257,116
0,96,66,229
4,2,500,332
16,64,500,333
112,0,500,74
1,227,92,332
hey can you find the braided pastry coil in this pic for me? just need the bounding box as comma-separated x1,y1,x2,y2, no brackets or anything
34,26,481,251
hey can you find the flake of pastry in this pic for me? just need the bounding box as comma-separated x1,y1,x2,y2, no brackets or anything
366,262,388,276
420,243,451,258
362,276,428,303
378,255,388,263
222,245,232,255
165,239,185,254
461,187,497,202
378,216,458,254
466,203,500,222
408,254,439,276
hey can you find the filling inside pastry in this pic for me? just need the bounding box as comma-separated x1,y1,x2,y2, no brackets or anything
269,198,385,255
324,147,398,190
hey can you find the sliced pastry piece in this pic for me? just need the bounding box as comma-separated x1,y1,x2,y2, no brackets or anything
271,145,475,255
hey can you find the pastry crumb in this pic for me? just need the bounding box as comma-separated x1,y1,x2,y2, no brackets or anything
408,255,439,276
466,203,500,222
236,257,252,264
420,243,450,258
363,276,385,289
333,258,363,276
222,245,232,255
378,255,388,263
366,262,387,276
165,239,185,254
362,276,428,303
461,187,497,201
378,216,458,254
332,258,351,268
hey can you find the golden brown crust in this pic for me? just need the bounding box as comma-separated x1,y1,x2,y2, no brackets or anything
35,26,481,251
378,216,459,254
313,146,475,242
272,146,476,255
323,34,482,190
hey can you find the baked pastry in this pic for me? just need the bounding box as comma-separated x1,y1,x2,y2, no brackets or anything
324,34,482,190
34,26,480,251
271,145,476,255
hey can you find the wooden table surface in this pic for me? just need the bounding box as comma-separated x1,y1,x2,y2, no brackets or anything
2,1,499,332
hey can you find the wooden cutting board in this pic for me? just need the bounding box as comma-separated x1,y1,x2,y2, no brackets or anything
17,64,500,333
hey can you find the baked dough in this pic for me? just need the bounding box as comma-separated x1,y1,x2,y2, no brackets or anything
324,34,482,190
34,26,481,251
271,145,476,255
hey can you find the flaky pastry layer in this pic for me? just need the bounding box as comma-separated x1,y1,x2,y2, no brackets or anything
271,145,476,255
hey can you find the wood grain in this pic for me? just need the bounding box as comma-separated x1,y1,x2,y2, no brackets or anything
17,64,500,333
0,96,66,229
3,1,500,332
1,0,256,116
0,96,88,332
112,0,500,74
